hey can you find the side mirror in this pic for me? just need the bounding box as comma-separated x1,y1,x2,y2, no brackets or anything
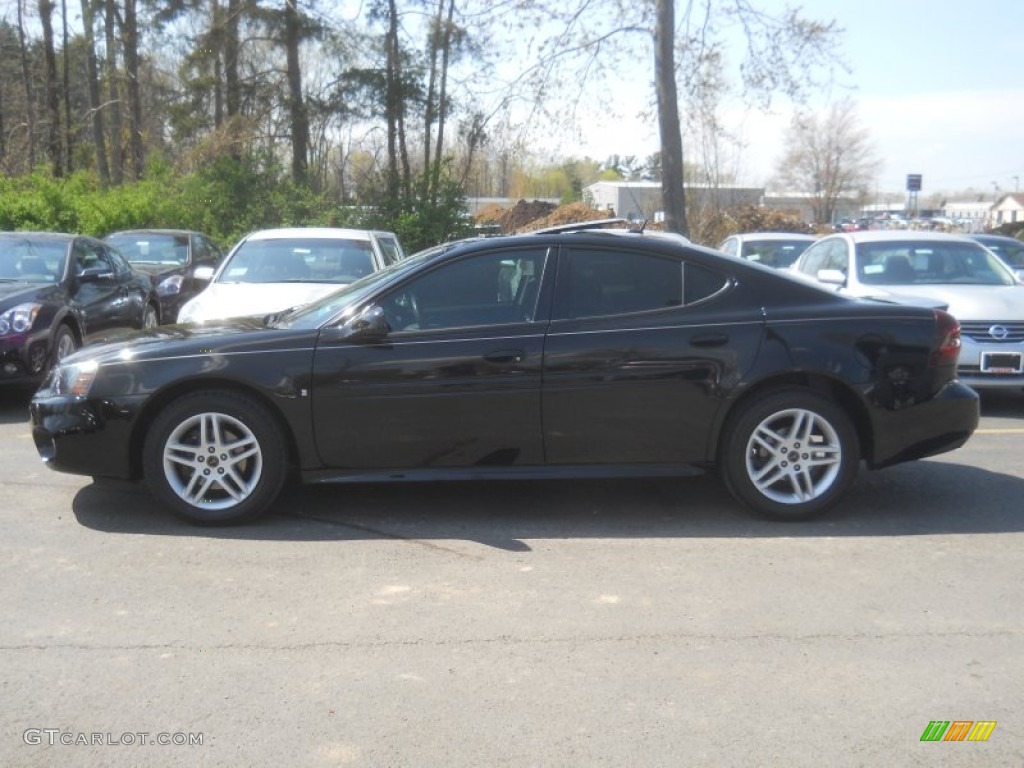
817,268,847,286
193,266,215,281
341,305,390,341
78,267,115,282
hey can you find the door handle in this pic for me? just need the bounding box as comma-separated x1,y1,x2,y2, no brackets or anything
483,349,526,365
691,332,728,347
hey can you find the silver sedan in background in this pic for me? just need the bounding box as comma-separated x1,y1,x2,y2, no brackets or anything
790,230,1024,392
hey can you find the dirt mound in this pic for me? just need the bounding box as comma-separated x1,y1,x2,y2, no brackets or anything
516,202,611,233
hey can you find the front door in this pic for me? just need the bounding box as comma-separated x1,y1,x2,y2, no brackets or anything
311,246,552,469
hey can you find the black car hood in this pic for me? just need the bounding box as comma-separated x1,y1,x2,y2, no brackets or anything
127,263,188,279
0,281,46,305
61,317,315,366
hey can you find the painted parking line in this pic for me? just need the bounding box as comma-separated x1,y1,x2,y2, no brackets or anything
974,428,1024,434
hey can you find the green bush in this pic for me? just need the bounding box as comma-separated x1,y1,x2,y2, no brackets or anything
0,158,474,252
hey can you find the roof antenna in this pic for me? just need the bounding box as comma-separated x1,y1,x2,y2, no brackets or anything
628,219,648,234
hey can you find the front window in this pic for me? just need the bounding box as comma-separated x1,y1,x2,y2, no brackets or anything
378,247,549,331
856,241,1015,286
219,237,378,284
107,233,190,266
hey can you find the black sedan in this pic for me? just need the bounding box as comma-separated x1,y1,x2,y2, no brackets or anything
30,228,979,524
1,232,160,387
104,229,224,323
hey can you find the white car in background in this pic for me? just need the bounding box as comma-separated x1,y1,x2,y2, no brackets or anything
717,231,817,269
178,227,404,324
790,230,1024,391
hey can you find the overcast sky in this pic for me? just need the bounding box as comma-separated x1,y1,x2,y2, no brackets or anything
563,0,1023,198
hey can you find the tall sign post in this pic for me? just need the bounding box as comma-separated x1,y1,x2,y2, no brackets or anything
906,174,922,219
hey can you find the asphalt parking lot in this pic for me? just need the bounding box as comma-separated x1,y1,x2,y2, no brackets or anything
1,386,1022,767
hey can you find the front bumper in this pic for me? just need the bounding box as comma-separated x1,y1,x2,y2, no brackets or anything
30,393,145,479
956,336,1024,389
1,333,50,386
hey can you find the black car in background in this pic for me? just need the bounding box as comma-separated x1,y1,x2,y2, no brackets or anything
31,228,979,524
104,229,223,323
1,232,159,387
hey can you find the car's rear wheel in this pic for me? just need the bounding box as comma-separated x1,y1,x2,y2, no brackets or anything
142,391,287,524
720,390,859,521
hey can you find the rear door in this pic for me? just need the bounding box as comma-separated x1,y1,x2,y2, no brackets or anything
541,244,764,465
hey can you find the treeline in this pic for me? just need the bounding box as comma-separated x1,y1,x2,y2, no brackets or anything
0,0,624,247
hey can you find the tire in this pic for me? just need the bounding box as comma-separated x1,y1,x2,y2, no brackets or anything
719,389,860,521
142,390,287,524
142,303,159,329
50,324,79,369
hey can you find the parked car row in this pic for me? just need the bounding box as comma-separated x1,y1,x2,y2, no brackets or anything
30,223,979,526
1,227,405,388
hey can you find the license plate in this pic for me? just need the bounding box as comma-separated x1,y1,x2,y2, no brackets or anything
981,351,1023,374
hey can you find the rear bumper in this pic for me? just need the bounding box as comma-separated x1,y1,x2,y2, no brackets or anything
870,380,980,468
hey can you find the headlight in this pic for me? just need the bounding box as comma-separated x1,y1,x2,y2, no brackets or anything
156,274,184,297
177,300,200,324
0,303,42,335
49,359,100,397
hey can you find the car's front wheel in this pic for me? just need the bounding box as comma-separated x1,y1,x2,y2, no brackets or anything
142,391,287,524
719,390,859,521
142,303,159,329
50,324,78,369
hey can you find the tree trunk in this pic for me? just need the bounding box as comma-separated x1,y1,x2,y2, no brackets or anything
39,0,63,177
82,0,111,186
61,0,73,173
384,0,400,199
284,0,308,185
654,0,686,236
104,0,124,184
422,0,443,196
16,0,36,169
121,0,145,179
430,0,455,204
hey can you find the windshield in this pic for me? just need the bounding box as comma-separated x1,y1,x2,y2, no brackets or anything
980,238,1024,268
272,243,450,329
856,241,1016,286
107,233,190,265
740,239,813,268
0,236,68,283
218,236,380,284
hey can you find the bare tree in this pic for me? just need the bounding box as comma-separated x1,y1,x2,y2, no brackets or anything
17,0,37,169
82,0,110,184
104,0,124,183
284,0,309,184
774,98,880,225
121,0,145,179
654,0,685,234
39,0,63,176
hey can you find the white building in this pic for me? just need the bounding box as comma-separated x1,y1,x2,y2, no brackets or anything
584,181,764,222
942,200,994,232
990,193,1024,228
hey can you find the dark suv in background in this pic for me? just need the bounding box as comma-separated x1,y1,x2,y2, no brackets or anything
104,229,223,323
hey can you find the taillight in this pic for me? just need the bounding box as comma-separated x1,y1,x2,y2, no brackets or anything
930,309,961,367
